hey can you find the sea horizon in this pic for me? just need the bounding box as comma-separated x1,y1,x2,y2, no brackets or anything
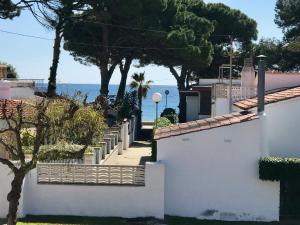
55,83,179,121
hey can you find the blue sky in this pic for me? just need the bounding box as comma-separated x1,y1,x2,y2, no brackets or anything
0,0,283,85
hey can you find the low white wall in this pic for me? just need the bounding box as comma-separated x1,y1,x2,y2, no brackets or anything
0,164,24,218
212,98,230,117
265,97,300,157
157,119,280,221
10,87,35,99
20,162,164,219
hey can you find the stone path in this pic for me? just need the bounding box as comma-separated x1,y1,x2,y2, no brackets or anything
103,141,152,166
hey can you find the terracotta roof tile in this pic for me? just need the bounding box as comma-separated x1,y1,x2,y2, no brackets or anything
234,86,300,110
154,112,258,140
0,99,33,119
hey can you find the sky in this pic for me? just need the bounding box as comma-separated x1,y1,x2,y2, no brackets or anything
0,0,283,85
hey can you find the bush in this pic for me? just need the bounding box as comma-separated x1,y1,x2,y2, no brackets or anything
259,157,300,181
152,117,172,161
24,143,94,161
154,117,172,130
160,108,177,124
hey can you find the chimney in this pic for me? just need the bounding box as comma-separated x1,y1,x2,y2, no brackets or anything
257,55,269,156
257,55,266,115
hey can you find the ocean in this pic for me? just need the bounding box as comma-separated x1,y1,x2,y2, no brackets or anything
56,84,179,121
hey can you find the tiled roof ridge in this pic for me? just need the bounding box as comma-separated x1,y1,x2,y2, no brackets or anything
234,86,300,110
0,99,28,119
266,70,300,75
154,112,258,140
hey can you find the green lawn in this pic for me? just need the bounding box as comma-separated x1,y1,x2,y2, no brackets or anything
0,216,298,225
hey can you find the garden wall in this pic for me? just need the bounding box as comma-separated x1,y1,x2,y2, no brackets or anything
157,118,280,221
0,162,164,219
264,97,300,158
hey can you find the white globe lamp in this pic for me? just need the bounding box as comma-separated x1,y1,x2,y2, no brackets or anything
152,92,162,127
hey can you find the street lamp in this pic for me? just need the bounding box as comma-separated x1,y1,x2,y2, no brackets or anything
165,90,169,108
152,92,162,127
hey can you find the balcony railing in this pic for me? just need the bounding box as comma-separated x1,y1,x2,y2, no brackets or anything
212,83,257,102
3,78,46,92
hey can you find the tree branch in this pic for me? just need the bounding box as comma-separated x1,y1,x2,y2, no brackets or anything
0,157,18,174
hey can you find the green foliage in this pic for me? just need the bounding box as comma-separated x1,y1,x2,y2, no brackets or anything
155,117,172,129
259,157,300,181
0,0,20,19
275,0,300,41
21,129,35,147
194,2,258,78
129,72,153,111
0,61,18,78
118,91,137,120
253,38,300,71
24,143,94,161
160,108,177,124
44,99,106,145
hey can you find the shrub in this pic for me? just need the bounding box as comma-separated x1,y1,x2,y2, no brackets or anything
24,142,94,161
259,157,300,181
154,117,172,130
160,108,177,124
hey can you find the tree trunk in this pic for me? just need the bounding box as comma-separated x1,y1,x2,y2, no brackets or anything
138,85,142,111
100,68,110,96
99,61,117,96
169,66,188,123
116,57,132,103
47,19,63,97
7,173,25,225
177,79,187,123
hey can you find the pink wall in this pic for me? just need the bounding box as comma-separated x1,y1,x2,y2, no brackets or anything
255,71,300,91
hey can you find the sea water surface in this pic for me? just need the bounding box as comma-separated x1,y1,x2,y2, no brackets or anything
56,84,179,121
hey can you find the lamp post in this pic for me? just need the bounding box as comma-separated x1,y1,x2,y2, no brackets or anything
165,90,169,108
152,92,162,127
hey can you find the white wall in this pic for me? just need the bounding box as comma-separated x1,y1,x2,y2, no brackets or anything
212,98,230,117
186,96,199,121
10,87,35,99
157,119,279,221
264,97,300,157
18,162,164,219
263,73,300,91
0,164,24,218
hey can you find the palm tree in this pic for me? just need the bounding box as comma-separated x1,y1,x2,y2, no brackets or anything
129,72,153,112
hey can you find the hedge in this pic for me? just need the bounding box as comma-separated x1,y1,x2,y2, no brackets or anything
24,144,95,161
259,157,300,181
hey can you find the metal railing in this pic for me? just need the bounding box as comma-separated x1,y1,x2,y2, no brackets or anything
3,78,46,92
212,83,257,102
37,163,145,186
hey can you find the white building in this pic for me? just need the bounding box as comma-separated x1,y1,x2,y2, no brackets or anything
184,59,300,122
154,84,300,221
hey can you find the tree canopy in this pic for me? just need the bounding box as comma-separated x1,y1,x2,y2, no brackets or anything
275,0,300,41
63,0,167,96
194,2,258,78
0,62,18,78
0,96,106,225
0,0,20,19
254,38,300,71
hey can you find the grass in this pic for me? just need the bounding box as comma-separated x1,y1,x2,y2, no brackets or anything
0,216,299,225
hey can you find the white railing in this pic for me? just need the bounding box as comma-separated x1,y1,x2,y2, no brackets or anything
37,163,145,186
3,78,45,92
212,84,257,102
